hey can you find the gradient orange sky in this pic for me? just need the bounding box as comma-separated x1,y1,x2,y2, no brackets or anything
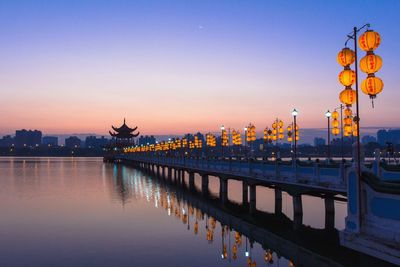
1,1,399,136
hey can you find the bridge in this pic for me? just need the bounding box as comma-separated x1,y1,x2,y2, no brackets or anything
109,151,400,265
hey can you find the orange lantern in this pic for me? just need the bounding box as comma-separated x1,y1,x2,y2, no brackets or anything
332,119,339,128
358,30,381,51
337,48,355,66
332,111,339,119
344,108,352,117
338,69,356,86
344,125,352,133
339,89,357,105
361,76,383,98
360,54,382,74
332,127,340,135
344,117,352,125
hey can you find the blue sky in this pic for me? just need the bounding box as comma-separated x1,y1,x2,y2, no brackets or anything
0,0,399,135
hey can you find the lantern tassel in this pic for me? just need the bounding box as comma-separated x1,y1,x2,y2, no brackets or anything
371,98,375,108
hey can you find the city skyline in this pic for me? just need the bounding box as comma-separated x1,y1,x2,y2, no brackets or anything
1,1,400,135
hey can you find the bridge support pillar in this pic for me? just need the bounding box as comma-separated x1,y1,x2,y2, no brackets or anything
274,188,282,214
242,181,248,206
325,197,335,230
201,174,209,197
161,166,165,178
220,177,228,204
293,194,303,230
189,172,195,191
249,184,256,215
167,167,172,181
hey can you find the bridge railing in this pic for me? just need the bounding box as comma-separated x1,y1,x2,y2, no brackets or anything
120,154,352,190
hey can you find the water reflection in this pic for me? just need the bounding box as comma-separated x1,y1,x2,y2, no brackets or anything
110,163,391,267
0,158,393,267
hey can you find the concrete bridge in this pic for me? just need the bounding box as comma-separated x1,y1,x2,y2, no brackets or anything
112,162,395,267
110,151,400,265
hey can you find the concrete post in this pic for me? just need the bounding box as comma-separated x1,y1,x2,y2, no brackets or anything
373,148,381,177
189,172,195,191
201,174,209,197
274,188,282,214
249,184,256,215
325,197,335,230
293,194,303,230
242,181,249,206
220,177,228,204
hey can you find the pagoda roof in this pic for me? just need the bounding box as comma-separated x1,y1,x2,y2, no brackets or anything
109,118,139,138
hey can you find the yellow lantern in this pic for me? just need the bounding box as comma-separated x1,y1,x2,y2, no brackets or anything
344,117,352,125
332,127,340,135
332,119,339,128
344,125,352,132
360,54,382,74
361,76,384,98
339,88,357,105
344,131,350,137
338,69,356,86
332,111,339,119
344,107,352,117
337,48,355,66
278,120,283,128
358,30,381,52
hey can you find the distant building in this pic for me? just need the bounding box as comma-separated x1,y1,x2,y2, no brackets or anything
42,136,58,146
314,137,326,147
138,135,156,146
65,136,81,148
0,135,14,147
15,129,42,147
377,129,400,145
85,136,109,148
362,135,377,144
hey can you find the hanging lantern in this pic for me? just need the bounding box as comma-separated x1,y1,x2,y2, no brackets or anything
332,111,339,119
338,69,356,86
344,117,352,125
278,120,283,128
332,127,340,135
344,107,352,117
361,75,384,99
344,125,352,133
360,54,382,74
337,48,355,66
358,30,381,52
332,119,339,128
339,88,357,105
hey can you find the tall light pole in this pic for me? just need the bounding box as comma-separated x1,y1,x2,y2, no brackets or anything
221,125,225,158
325,110,332,161
291,108,298,160
244,127,248,159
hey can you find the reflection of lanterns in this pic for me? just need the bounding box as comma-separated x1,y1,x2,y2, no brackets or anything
232,245,237,260
338,69,356,86
358,30,381,51
360,54,382,74
339,89,357,106
361,76,384,99
337,48,355,66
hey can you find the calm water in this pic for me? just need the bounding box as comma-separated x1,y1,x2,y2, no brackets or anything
0,157,389,267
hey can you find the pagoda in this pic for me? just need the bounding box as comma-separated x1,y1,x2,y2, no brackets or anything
109,118,139,146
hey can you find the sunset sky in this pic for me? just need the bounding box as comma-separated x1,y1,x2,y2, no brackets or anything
1,0,399,136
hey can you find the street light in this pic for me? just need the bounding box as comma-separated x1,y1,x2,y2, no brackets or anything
325,110,332,161
244,127,248,158
291,108,298,160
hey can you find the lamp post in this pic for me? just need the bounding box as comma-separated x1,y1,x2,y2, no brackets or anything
291,108,298,160
221,125,225,158
244,127,248,159
325,110,332,161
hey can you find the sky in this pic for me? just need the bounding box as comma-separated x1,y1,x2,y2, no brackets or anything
0,0,399,136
